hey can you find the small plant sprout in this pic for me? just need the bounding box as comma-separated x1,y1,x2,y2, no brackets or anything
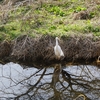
97,56,100,63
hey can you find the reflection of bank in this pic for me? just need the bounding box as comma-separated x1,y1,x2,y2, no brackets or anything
51,65,100,100
0,63,100,100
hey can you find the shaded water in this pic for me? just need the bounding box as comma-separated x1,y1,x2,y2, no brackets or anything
0,62,100,100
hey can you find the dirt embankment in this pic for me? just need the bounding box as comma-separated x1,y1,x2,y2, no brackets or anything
0,35,100,68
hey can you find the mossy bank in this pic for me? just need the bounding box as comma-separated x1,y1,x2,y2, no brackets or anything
0,0,100,67
0,0,100,41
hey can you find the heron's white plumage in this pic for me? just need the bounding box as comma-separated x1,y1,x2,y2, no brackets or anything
54,37,64,59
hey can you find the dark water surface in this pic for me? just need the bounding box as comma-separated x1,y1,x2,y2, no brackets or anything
0,63,100,100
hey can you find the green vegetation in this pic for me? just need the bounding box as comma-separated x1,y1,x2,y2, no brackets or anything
0,0,100,41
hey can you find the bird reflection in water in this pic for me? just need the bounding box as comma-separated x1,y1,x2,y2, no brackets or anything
51,64,62,100
51,64,62,88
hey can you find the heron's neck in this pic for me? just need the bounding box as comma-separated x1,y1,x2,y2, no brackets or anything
56,39,58,46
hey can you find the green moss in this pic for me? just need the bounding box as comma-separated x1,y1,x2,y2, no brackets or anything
43,5,66,16
84,25,100,33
